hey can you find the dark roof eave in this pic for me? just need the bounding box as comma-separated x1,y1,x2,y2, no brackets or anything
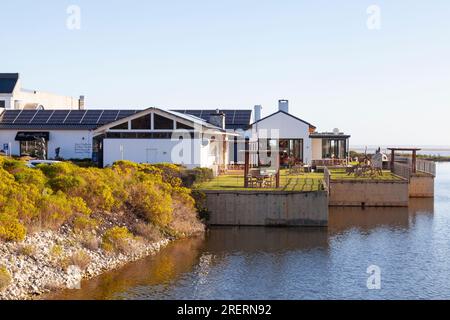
310,134,351,139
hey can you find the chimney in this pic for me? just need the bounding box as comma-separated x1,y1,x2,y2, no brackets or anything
78,95,85,110
278,99,289,113
254,105,262,122
209,109,226,129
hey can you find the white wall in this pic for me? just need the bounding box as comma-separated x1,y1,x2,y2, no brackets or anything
103,138,218,168
251,112,313,164
48,130,92,159
0,130,92,159
312,139,322,160
0,94,13,109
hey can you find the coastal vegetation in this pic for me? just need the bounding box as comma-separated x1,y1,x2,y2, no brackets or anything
0,158,204,243
0,157,207,298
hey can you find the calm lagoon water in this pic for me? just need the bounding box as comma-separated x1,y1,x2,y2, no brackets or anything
50,163,450,300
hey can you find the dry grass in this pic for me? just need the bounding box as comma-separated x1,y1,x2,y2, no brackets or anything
0,266,11,292
134,222,163,242
18,244,36,258
169,198,205,237
81,233,100,251
66,250,91,271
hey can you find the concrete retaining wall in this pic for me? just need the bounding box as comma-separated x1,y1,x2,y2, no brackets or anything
204,190,329,227
409,174,434,198
329,179,409,207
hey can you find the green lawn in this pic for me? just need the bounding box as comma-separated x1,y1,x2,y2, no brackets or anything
329,169,403,181
195,167,404,192
196,171,324,192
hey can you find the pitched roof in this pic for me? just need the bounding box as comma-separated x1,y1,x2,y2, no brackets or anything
250,110,316,129
0,73,19,94
172,109,252,130
0,109,141,130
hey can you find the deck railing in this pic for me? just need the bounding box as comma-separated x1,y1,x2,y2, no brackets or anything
414,159,436,177
312,159,347,167
392,162,411,180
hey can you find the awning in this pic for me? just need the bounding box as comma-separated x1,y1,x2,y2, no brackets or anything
15,132,50,142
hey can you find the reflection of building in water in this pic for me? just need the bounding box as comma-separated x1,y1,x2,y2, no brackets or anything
329,198,435,235
408,198,435,215
206,226,329,252
329,207,409,234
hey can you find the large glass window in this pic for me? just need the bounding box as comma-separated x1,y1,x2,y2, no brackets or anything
322,139,347,159
0,101,5,108
131,114,151,129
154,114,174,130
279,139,303,166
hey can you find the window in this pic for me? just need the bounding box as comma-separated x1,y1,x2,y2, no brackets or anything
131,114,151,129
154,114,174,130
176,122,194,130
0,100,5,108
111,122,129,130
322,139,347,159
20,140,48,158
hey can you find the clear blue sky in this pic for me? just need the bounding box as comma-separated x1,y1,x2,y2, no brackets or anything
1,0,449,146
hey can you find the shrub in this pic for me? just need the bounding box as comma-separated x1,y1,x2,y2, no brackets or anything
0,266,11,292
134,222,163,242
38,192,77,229
50,244,63,258
181,167,214,187
18,244,36,258
0,214,26,242
128,181,173,227
81,233,100,251
102,226,134,253
73,216,98,233
67,250,91,271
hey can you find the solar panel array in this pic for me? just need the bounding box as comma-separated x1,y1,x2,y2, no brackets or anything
0,109,140,128
173,110,252,129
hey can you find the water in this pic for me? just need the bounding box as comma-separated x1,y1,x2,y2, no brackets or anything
50,163,450,300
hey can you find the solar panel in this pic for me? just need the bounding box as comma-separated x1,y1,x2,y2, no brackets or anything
117,110,137,120
30,111,54,124
81,110,103,124
14,110,38,124
98,110,120,123
64,111,86,124
0,111,21,123
47,110,70,123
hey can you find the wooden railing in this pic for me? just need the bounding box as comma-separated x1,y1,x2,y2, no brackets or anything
312,159,347,167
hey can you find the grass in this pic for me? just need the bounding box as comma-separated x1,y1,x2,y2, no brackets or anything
329,169,403,181
196,170,324,192
196,168,404,191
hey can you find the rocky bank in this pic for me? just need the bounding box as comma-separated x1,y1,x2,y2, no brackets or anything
0,227,171,300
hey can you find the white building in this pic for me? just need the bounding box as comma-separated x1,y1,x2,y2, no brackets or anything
0,95,350,168
250,100,350,166
0,108,236,170
0,73,84,111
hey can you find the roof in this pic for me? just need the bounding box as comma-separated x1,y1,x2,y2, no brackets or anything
387,147,422,151
172,109,252,130
0,109,141,130
250,110,316,129
0,73,19,94
310,132,351,139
